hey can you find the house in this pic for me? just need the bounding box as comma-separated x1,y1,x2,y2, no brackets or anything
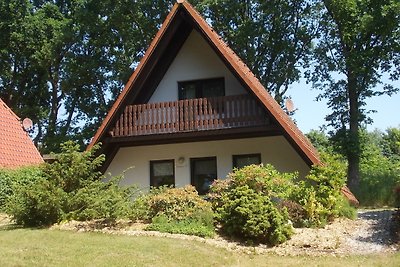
88,0,320,193
0,98,43,168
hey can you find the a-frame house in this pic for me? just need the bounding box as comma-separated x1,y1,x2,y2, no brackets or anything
89,0,320,193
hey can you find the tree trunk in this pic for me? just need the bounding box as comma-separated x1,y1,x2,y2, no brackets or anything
347,70,361,191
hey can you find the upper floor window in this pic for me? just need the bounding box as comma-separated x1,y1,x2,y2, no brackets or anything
178,77,225,100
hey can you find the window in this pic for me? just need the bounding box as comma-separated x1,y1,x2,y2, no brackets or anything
232,154,261,169
150,160,175,187
190,157,217,195
178,78,225,100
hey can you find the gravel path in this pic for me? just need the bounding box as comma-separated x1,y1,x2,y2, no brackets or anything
272,209,398,256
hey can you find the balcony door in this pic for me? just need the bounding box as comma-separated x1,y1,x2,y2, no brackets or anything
190,157,217,195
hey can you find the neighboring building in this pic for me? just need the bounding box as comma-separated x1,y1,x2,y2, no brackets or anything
89,0,320,193
0,99,43,168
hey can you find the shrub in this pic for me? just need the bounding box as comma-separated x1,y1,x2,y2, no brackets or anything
6,141,135,226
215,184,292,245
0,167,43,212
210,164,295,245
277,200,307,228
146,214,214,238
143,186,214,237
282,151,353,228
147,186,212,221
0,170,13,211
65,176,136,221
291,151,356,226
358,157,400,207
7,176,66,226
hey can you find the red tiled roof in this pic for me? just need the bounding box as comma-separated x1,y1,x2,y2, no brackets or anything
0,99,43,169
88,0,320,166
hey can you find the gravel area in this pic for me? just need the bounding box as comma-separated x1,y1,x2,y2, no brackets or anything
2,210,398,256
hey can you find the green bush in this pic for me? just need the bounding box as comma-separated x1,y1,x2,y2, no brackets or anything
146,214,214,238
7,177,65,226
147,186,212,221
210,164,294,245
143,186,214,237
277,200,306,228
0,170,13,211
358,153,400,207
0,167,43,212
215,184,292,245
5,141,135,226
65,176,136,221
291,151,356,226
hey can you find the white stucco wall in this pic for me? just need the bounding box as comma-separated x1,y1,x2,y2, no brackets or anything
148,30,247,103
106,136,310,190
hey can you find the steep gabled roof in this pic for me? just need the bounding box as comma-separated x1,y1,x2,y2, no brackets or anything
89,0,320,166
0,99,43,168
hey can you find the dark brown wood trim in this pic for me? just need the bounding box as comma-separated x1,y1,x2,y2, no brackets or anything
105,125,281,147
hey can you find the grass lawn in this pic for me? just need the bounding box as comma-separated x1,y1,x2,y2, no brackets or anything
0,225,399,267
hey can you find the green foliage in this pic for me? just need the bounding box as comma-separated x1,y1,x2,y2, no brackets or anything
146,186,212,221
0,167,43,212
291,151,352,226
5,141,134,226
357,130,400,206
310,0,400,189
214,184,293,245
210,164,295,245
1,0,319,151
146,214,215,238
143,186,215,237
307,128,400,207
65,176,136,222
7,177,65,226
198,0,318,104
227,164,297,199
277,200,307,228
42,141,105,193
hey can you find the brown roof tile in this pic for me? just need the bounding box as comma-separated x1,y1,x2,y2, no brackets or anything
0,99,43,169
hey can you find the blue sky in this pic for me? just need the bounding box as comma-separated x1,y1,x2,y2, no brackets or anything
287,78,400,133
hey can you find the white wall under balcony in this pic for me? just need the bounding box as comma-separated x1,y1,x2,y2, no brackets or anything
148,30,247,103
105,136,310,191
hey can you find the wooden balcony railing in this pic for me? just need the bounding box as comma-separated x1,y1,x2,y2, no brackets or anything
110,94,269,137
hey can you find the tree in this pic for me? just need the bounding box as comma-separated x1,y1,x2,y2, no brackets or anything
197,0,319,105
310,0,400,190
0,0,172,152
1,0,318,152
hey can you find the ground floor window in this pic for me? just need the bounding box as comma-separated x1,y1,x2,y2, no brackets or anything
232,153,261,169
190,157,217,195
150,159,175,187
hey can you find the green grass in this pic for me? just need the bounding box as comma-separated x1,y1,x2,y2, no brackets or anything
0,225,399,266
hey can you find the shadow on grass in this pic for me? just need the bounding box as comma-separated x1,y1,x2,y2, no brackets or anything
357,209,397,246
0,214,46,231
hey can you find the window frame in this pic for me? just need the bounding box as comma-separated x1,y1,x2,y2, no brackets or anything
232,153,262,169
178,77,225,100
150,159,175,188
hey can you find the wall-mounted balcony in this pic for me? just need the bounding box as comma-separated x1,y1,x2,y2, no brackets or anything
110,94,270,137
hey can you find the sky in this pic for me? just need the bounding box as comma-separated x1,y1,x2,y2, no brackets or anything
287,78,400,133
